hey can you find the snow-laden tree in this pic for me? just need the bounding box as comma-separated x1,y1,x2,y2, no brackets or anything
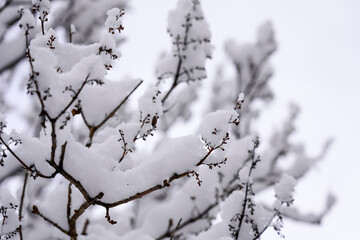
0,0,334,240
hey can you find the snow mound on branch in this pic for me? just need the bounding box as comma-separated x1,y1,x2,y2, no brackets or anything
63,135,205,203
199,110,238,148
274,173,297,205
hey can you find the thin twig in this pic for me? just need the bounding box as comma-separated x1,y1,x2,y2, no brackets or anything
32,205,69,235
170,218,182,240
67,183,72,222
82,80,143,147
81,219,90,235
0,136,52,178
18,170,28,240
235,139,259,239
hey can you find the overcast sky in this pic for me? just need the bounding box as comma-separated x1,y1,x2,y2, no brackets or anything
117,0,360,239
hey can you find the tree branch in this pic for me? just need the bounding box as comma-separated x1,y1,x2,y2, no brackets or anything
0,136,52,179
18,170,28,240
82,79,143,147
32,205,69,236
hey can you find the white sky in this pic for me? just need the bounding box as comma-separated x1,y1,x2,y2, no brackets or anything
117,0,360,239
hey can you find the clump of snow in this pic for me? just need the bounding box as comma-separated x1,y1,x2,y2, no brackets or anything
199,110,238,148
18,9,35,31
32,0,52,16
238,92,245,102
70,23,76,33
105,8,124,34
138,87,163,119
90,122,141,166
274,173,297,205
100,33,122,65
63,135,204,203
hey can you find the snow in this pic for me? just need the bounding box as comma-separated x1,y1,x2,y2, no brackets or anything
63,135,204,203
0,188,19,235
138,87,163,119
105,8,124,34
32,0,52,15
238,92,245,102
67,0,127,43
274,173,297,205
80,78,141,126
90,122,141,166
70,24,76,33
35,180,70,230
195,191,245,240
199,109,238,148
18,9,35,31
100,32,122,65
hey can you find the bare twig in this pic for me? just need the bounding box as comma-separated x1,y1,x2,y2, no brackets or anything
81,219,90,235
32,205,69,236
67,183,72,222
95,171,193,208
18,170,28,240
0,136,52,179
170,218,182,240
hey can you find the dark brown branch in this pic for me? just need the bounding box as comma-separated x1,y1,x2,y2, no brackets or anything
105,207,117,225
59,141,68,168
196,133,230,166
196,147,214,166
95,171,192,208
170,218,182,240
68,192,104,239
81,219,90,235
70,192,103,222
67,183,72,223
50,121,57,163
54,74,90,121
46,159,96,203
18,170,28,240
18,171,28,221
0,136,52,178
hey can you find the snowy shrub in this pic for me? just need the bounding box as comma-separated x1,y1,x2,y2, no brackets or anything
0,0,334,240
